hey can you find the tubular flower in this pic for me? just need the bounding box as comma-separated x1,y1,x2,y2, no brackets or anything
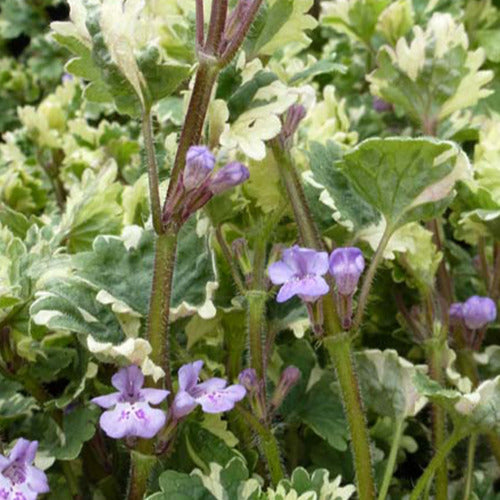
91,365,169,439
268,245,330,303
172,361,246,420
329,247,365,296
183,145,216,191
0,439,49,500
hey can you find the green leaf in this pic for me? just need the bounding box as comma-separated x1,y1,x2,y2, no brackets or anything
0,375,37,426
308,141,380,230
147,471,215,500
288,58,347,85
356,349,428,419
337,137,470,230
52,405,99,460
250,0,317,56
476,30,500,63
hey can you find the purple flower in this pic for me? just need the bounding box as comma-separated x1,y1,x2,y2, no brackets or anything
462,296,497,330
268,245,329,303
172,361,246,420
183,146,216,191
91,365,169,439
0,439,49,500
329,247,365,296
373,97,392,113
209,162,250,195
270,366,301,409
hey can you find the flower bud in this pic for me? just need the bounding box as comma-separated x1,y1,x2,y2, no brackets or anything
183,145,216,191
238,368,259,393
329,247,365,296
462,296,497,330
282,104,307,144
209,162,249,194
373,97,392,113
270,366,301,410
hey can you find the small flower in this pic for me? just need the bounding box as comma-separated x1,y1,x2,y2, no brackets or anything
183,145,216,191
268,245,329,303
172,361,246,420
0,438,49,500
209,162,250,195
462,296,497,330
91,365,169,439
329,247,365,296
373,97,392,113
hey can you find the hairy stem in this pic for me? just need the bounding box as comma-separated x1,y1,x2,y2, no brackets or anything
205,0,228,55
246,290,267,380
142,107,164,234
463,434,478,500
409,429,465,500
147,227,178,392
378,417,404,500
236,405,284,486
352,224,393,332
216,225,245,295
270,140,375,499
325,336,376,500
427,341,448,500
126,451,157,500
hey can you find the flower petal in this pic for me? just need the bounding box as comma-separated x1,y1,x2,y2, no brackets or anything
9,438,37,464
298,276,329,300
268,261,295,285
99,402,166,439
111,365,144,395
193,377,227,395
140,388,169,405
91,392,121,409
178,360,203,392
276,280,303,303
197,384,246,414
172,390,198,419
27,464,50,493
307,251,329,276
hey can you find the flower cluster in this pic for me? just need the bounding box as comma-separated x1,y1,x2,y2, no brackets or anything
0,439,49,500
268,245,365,303
164,145,249,224
92,362,246,440
268,245,366,330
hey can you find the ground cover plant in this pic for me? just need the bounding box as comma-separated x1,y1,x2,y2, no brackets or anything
1,0,500,498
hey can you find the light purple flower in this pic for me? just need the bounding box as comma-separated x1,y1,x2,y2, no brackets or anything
172,361,246,420
329,247,365,296
268,245,329,303
373,97,392,113
270,366,301,409
238,368,259,393
209,162,250,194
0,439,49,500
91,365,169,439
183,145,216,191
462,296,497,330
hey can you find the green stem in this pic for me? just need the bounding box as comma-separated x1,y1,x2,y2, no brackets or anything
216,225,245,295
142,107,164,235
270,140,322,248
147,227,178,392
409,429,465,500
236,405,284,486
325,336,376,500
378,417,404,500
463,434,478,500
126,451,157,500
246,290,267,380
351,224,393,332
270,140,374,499
61,461,79,497
427,341,448,500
